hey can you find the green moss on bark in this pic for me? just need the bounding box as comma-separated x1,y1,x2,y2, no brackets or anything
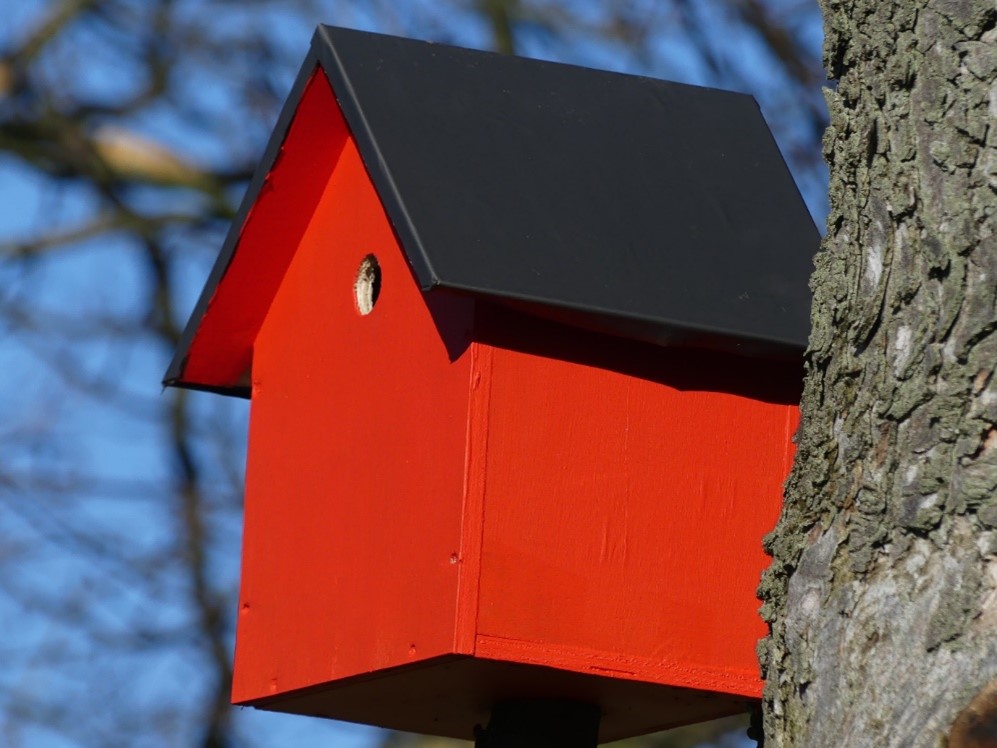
759,1,997,745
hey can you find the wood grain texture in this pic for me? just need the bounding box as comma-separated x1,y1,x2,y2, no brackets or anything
758,1,997,745
473,309,796,698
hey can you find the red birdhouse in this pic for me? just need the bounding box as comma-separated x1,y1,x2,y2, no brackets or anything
165,26,817,744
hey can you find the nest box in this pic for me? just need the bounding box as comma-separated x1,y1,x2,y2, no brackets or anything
165,26,818,743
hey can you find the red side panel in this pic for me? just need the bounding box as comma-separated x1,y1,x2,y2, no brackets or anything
233,129,474,702
182,71,349,389
472,325,797,698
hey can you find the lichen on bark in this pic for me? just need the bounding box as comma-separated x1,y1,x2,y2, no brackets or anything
758,1,997,745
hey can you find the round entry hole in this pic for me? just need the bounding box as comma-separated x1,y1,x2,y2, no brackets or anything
354,254,381,315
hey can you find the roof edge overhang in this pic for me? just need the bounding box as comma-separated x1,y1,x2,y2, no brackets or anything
164,26,814,399
164,28,449,398
163,41,325,398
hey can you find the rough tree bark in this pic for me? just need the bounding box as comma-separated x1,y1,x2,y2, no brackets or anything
758,0,997,746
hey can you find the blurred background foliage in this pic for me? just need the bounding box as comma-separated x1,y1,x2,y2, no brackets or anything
0,1,825,746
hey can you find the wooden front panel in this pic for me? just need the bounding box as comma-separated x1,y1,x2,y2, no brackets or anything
182,69,349,389
234,108,475,701
473,315,798,698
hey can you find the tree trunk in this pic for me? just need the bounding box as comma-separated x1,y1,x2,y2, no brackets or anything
759,1,997,746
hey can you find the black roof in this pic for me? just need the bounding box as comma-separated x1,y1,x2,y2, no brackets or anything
167,25,818,390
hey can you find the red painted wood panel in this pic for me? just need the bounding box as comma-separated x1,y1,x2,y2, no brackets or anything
185,58,806,740
234,123,475,702
472,321,796,698
184,70,349,389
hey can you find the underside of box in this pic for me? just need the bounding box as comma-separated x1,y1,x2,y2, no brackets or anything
243,655,753,743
